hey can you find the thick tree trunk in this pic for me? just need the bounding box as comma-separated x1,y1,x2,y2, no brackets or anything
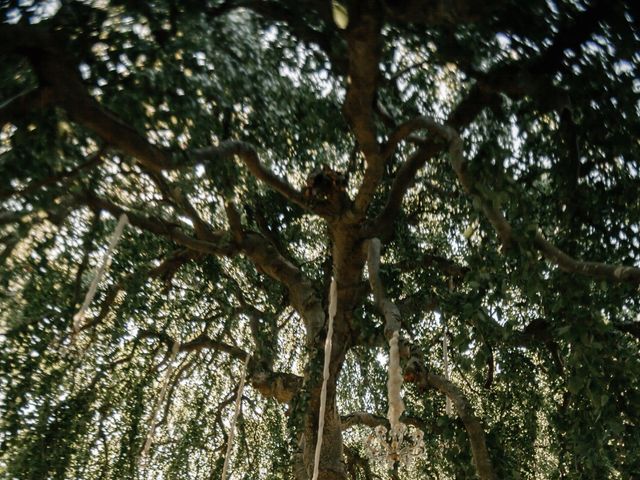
302,390,345,480
299,332,350,480
294,222,365,480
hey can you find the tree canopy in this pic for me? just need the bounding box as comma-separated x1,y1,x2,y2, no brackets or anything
1,1,639,479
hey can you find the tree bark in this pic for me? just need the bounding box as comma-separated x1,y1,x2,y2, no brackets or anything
301,334,348,480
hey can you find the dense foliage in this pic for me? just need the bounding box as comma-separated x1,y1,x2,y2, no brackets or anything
1,1,639,479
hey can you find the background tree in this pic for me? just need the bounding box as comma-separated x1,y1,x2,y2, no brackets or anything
1,1,639,479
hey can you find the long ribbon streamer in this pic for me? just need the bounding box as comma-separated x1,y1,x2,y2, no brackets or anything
312,277,337,480
73,213,129,333
387,331,405,429
221,354,251,480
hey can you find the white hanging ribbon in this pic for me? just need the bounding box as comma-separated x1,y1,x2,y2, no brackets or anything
140,341,181,465
312,277,337,480
72,213,129,333
221,354,251,480
387,331,405,429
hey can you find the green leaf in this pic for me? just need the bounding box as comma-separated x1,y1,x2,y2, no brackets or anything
332,1,349,29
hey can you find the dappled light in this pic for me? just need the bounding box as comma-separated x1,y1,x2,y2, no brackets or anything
1,1,639,479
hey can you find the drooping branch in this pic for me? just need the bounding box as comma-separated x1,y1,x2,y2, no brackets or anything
0,86,55,128
4,57,230,261
374,116,640,286
1,23,333,224
369,1,614,236
404,359,497,480
365,237,496,478
532,232,640,284
224,202,326,342
365,237,401,336
137,329,242,358
242,239,324,341
192,142,315,213
83,193,236,256
39,57,175,172
445,124,640,285
139,329,303,404
183,333,248,358
340,411,431,433
78,249,199,332
1,147,105,200
369,86,501,238
0,25,176,172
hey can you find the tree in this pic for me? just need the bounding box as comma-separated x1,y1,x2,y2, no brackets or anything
1,0,639,478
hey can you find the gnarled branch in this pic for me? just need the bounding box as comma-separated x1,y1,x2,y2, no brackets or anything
340,411,432,433
192,141,313,213
83,193,236,256
365,237,401,336
375,116,640,285
139,329,303,403
445,123,640,285
0,86,55,128
224,201,326,342
0,24,175,172
1,147,105,200
405,359,497,480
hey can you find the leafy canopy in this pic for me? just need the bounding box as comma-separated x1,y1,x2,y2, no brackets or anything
0,1,639,479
